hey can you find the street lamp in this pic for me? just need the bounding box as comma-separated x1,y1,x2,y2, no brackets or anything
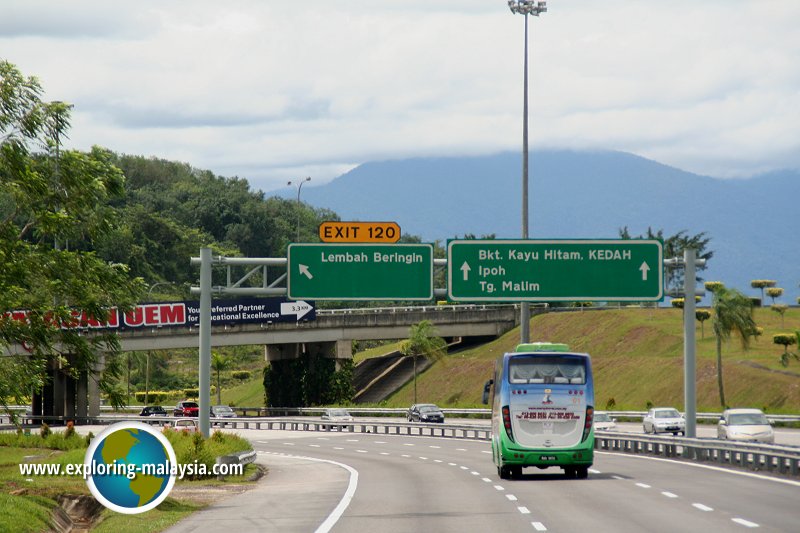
287,176,311,242
507,0,546,344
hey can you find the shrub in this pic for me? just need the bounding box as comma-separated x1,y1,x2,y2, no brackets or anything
231,370,251,380
135,391,170,404
40,424,51,439
64,421,75,439
605,398,616,410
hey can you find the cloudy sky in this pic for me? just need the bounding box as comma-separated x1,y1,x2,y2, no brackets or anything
2,0,798,193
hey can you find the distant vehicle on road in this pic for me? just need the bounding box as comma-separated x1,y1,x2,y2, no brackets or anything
173,418,199,432
139,406,167,417
321,408,354,430
718,408,774,444
643,407,685,435
407,404,445,423
173,401,199,417
593,411,617,431
211,405,236,418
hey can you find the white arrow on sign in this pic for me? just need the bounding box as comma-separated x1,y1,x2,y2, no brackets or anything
299,264,313,279
639,261,650,281
460,261,471,281
281,301,314,320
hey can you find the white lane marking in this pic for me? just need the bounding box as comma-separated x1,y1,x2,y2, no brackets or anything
460,466,469,470
355,450,367,453
448,463,457,466
731,518,760,528
506,494,518,501
635,483,651,489
263,452,357,533
481,450,492,454
403,443,415,447
589,469,601,474
333,447,344,451
518,507,531,515
374,441,387,444
482,478,492,483
401,454,411,458
429,445,441,449
380,452,390,456
434,459,443,463
661,491,678,498
456,448,467,451
612,475,624,480
284,443,295,446
419,457,428,460
693,503,714,512
532,522,547,531
346,439,359,442
471,471,480,476
257,441,270,444
309,444,321,448
597,451,800,488
317,437,329,440
494,485,505,491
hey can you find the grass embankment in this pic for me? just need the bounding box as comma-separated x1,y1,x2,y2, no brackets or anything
380,307,800,413
0,427,253,533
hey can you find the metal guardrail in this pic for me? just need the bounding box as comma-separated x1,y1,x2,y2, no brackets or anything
595,431,800,477
215,449,257,480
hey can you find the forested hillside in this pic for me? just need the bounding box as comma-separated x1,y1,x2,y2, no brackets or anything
94,155,340,292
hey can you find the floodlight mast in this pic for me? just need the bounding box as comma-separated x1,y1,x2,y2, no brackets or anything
507,1,547,344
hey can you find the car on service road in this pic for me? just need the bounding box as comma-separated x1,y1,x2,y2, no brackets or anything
718,408,774,444
173,419,199,432
173,401,199,417
321,408,354,430
139,406,167,417
407,404,445,423
594,411,617,431
643,407,685,435
211,405,236,418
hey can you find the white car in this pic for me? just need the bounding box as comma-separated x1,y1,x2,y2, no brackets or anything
718,408,774,444
643,407,685,435
321,408,354,430
594,411,617,431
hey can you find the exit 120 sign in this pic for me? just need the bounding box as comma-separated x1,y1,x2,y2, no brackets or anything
318,221,400,243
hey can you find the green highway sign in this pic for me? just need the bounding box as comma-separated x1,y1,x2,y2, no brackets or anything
447,239,663,302
288,243,433,300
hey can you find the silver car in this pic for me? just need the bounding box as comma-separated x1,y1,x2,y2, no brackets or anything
643,407,685,435
321,408,354,430
718,408,774,444
594,411,617,431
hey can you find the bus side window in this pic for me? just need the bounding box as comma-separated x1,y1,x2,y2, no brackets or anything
482,379,494,405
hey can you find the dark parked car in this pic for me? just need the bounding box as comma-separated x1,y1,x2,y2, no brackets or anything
173,401,199,417
407,403,445,423
139,406,167,417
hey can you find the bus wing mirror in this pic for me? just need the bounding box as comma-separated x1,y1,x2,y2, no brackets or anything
482,379,493,405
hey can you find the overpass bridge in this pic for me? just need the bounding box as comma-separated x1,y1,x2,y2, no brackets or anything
25,303,523,422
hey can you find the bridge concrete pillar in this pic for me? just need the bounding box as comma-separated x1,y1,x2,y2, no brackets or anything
87,354,105,418
265,343,302,362
76,370,88,420
52,366,66,419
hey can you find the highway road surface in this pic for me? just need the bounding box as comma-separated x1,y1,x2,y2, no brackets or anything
161,428,800,533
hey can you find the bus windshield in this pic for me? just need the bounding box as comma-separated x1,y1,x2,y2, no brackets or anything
509,355,586,385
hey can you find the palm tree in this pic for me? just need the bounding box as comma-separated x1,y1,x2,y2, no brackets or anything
711,286,757,408
400,320,448,404
211,351,232,405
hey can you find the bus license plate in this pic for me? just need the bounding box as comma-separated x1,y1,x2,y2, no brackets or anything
540,455,557,461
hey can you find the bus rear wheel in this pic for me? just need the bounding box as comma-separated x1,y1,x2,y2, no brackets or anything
575,466,589,479
499,465,512,480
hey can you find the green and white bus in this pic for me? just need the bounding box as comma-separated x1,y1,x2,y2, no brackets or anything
483,342,594,479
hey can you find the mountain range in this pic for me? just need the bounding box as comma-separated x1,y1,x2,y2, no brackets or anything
272,150,799,306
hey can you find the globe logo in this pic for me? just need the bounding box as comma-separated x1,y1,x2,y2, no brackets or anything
85,421,177,514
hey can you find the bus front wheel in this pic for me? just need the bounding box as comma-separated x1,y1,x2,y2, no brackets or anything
498,465,512,479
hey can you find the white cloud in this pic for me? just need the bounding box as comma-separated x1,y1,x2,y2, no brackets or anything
2,0,798,191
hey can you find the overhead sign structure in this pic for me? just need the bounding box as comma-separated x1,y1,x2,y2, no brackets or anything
288,243,433,300
447,239,663,302
319,221,401,243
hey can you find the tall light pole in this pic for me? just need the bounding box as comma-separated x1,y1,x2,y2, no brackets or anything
288,176,311,242
508,0,547,343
